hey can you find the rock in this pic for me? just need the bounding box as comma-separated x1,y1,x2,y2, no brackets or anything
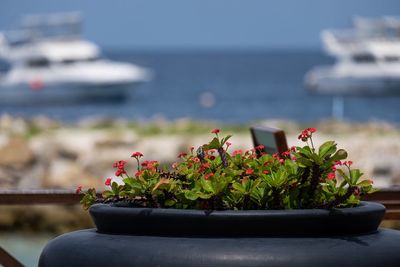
0,137,34,168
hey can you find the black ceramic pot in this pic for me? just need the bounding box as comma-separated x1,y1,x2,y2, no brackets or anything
39,201,400,267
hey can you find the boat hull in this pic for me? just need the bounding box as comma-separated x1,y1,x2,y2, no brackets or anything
0,82,139,105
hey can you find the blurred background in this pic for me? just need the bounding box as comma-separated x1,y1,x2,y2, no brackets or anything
0,0,400,266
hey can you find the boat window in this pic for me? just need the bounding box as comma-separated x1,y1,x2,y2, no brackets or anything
384,56,399,62
352,54,376,63
60,57,100,64
27,58,50,68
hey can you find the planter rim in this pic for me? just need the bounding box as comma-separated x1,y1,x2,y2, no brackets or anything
90,201,385,237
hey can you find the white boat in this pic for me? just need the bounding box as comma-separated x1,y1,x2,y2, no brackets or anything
305,16,400,95
0,12,151,103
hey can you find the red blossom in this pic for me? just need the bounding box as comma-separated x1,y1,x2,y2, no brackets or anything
226,142,232,147
178,153,188,158
255,145,265,150
290,146,296,152
334,160,343,166
281,150,291,158
297,128,317,142
291,156,297,161
246,168,254,175
204,173,214,180
114,160,127,170
307,127,317,133
327,172,336,180
331,165,337,171
141,160,150,167
211,129,220,134
135,171,143,177
232,150,243,156
190,157,200,163
262,170,269,175
131,152,143,158
115,169,126,177
75,186,82,194
209,155,216,161
354,187,360,196
105,178,112,186
344,161,353,167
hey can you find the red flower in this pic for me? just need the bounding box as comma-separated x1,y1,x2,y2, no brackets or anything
114,160,127,170
204,173,214,180
255,145,265,150
131,152,144,158
226,142,232,147
246,168,254,175
290,146,296,152
115,169,126,177
353,187,360,196
232,150,243,156
334,160,342,166
75,186,82,194
281,150,290,158
327,172,336,180
135,171,143,177
209,155,216,161
262,170,269,175
178,153,188,158
211,129,220,134
291,156,297,161
105,178,112,186
297,128,317,142
344,161,353,167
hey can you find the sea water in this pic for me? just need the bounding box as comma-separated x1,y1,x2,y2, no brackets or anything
0,50,399,124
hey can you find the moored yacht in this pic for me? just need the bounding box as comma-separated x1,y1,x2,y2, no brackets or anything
305,16,400,95
0,12,151,103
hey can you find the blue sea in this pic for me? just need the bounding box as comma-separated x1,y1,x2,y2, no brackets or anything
1,50,400,123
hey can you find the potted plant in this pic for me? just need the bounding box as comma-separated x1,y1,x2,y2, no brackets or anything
40,128,400,267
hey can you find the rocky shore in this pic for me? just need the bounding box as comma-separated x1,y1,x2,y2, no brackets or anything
0,115,399,232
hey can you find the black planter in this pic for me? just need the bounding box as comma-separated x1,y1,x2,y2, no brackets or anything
39,201,400,267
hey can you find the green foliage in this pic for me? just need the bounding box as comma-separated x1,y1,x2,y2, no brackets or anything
80,128,377,210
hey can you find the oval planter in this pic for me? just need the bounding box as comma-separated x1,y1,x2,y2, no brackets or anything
39,201,400,267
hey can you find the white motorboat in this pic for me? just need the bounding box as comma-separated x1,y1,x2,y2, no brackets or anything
0,12,151,103
305,16,400,95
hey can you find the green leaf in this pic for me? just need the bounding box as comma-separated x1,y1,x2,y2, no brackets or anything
102,190,114,198
111,182,119,194
331,149,348,161
220,135,232,146
164,199,176,207
184,190,199,200
318,141,337,158
123,178,142,189
203,137,221,150
200,179,216,193
309,153,323,165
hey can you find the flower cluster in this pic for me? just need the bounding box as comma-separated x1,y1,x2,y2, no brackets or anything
79,128,376,210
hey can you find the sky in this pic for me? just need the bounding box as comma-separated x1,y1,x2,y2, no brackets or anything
0,0,399,50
